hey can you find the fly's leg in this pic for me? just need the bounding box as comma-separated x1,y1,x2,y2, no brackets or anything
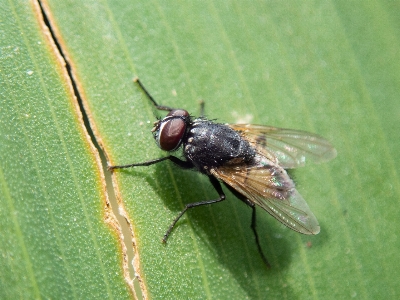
110,159,226,245
133,77,176,112
163,175,226,243
224,184,270,268
199,100,205,117
108,155,193,171
249,202,271,268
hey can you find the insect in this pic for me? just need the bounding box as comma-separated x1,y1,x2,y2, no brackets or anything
109,78,337,267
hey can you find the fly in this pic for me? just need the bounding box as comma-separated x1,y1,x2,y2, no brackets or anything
109,78,337,267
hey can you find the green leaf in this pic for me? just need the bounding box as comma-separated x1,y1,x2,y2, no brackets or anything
0,1,130,299
5,0,400,298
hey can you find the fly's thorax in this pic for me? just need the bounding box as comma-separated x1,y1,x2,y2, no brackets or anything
183,119,256,171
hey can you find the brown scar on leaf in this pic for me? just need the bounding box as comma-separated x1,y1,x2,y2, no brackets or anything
32,0,145,298
110,174,147,299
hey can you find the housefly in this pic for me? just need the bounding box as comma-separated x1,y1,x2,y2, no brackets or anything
109,78,337,267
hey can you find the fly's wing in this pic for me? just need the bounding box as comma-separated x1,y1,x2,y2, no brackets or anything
211,156,320,235
229,124,337,169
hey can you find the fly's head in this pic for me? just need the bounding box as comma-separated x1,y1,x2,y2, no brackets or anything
151,109,190,151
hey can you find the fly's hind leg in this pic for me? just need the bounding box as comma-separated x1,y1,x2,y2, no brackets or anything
248,201,271,268
225,184,270,268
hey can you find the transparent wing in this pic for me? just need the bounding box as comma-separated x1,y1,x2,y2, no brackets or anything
211,156,320,235
229,124,337,169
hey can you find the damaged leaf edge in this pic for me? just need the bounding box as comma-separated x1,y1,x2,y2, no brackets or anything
32,0,144,298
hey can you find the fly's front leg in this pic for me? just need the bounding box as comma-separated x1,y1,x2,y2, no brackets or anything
108,155,194,171
199,100,205,117
133,77,177,112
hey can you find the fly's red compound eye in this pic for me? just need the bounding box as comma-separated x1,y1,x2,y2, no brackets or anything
157,109,189,151
167,109,189,118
